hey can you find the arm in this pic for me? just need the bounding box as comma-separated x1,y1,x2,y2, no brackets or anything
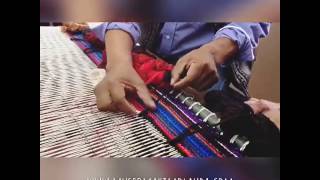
104,29,134,70
213,22,271,62
90,22,142,44
171,22,270,90
94,23,155,114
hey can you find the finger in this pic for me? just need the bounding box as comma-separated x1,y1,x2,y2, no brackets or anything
260,99,280,110
249,98,260,102
173,63,202,89
136,84,156,110
244,100,269,114
244,101,258,114
109,83,136,115
256,100,270,112
124,84,136,93
106,102,118,112
115,99,137,115
171,58,188,85
94,87,112,111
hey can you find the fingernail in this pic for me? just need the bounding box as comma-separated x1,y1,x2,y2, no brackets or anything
170,79,174,85
151,101,156,109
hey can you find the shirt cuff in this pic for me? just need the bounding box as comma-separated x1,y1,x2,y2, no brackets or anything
91,22,141,44
214,26,255,62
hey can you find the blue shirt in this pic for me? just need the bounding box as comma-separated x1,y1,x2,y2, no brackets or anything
91,22,270,90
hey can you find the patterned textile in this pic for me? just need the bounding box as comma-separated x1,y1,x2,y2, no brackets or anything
68,30,244,157
40,27,182,158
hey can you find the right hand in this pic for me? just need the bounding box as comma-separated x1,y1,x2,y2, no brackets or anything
94,63,156,115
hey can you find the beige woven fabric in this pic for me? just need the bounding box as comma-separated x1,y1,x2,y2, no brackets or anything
40,27,182,158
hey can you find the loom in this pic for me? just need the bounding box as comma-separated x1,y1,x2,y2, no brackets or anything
151,87,250,153
40,26,278,158
41,27,182,157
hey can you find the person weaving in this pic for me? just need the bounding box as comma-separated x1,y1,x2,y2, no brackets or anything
92,23,270,115
65,22,270,115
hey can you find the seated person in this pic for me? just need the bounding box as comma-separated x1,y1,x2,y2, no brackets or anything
63,22,271,116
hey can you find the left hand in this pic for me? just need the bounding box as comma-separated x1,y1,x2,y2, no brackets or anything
171,38,238,91
170,46,219,91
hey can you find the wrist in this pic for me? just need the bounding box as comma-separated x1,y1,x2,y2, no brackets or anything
106,53,133,72
201,37,238,65
104,30,134,71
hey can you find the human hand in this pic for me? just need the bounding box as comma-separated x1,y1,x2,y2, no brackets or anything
245,98,280,129
170,46,219,91
171,37,237,91
94,63,156,115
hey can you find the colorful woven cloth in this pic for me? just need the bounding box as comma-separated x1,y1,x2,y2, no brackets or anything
41,27,181,158
68,31,242,157
70,31,173,88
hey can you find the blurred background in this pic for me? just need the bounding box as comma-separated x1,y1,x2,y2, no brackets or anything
249,23,280,102
40,158,279,180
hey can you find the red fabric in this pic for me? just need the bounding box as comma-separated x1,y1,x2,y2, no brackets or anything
84,31,173,88
131,53,173,88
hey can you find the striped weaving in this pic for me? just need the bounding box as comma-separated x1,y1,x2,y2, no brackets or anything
66,30,242,157
40,27,182,158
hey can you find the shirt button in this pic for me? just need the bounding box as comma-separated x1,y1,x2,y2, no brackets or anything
165,35,170,39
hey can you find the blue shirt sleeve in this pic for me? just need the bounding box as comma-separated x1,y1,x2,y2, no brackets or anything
90,22,141,44
213,22,271,62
